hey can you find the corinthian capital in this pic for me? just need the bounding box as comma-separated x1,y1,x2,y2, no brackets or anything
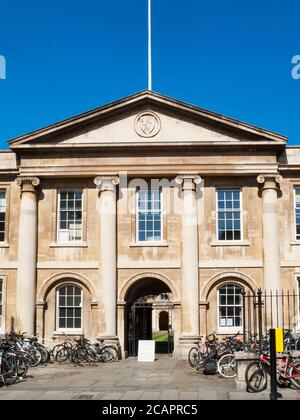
15,176,40,192
94,175,120,193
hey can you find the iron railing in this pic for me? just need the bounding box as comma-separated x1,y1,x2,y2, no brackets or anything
242,289,300,349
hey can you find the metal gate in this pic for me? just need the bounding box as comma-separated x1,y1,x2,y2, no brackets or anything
128,302,153,357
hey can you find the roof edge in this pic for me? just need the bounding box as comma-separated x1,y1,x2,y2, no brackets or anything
8,90,288,147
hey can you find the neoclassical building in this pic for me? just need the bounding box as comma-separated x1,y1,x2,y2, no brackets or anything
0,90,299,356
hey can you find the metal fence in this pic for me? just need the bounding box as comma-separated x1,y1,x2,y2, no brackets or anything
242,289,300,347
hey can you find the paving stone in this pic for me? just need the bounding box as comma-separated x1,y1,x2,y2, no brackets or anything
101,392,124,400
140,391,161,400
179,391,199,400
120,390,144,400
160,390,180,400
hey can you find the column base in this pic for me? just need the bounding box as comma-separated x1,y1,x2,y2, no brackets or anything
175,335,200,359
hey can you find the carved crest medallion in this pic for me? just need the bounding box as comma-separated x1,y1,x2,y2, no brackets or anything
135,112,161,137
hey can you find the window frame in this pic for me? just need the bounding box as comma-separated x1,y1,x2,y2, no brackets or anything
56,189,84,243
135,187,163,243
55,283,83,332
0,277,5,334
0,185,10,246
297,278,300,331
216,187,243,242
294,186,300,241
0,190,6,243
217,283,244,334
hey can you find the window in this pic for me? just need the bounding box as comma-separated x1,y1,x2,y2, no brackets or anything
0,279,3,330
218,284,243,330
0,191,6,242
217,188,241,241
56,285,82,330
294,187,300,240
137,189,162,242
57,190,83,242
298,279,300,327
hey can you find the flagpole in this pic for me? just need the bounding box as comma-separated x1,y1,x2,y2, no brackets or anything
148,0,152,91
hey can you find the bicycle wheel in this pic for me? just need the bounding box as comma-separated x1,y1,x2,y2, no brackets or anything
103,345,118,362
27,348,42,367
16,357,28,379
2,353,18,385
101,349,115,363
72,348,90,365
217,353,236,379
288,360,300,390
245,361,267,392
188,347,203,367
36,345,50,364
55,348,70,363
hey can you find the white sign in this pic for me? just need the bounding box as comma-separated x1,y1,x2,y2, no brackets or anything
137,340,155,362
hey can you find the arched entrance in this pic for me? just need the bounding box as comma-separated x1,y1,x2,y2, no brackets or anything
124,277,173,357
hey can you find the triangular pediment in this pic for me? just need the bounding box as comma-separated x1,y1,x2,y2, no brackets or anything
8,91,287,149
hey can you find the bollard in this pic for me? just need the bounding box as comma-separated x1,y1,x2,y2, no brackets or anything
269,329,283,400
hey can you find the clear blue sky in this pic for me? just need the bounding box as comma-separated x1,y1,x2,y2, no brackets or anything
0,0,299,148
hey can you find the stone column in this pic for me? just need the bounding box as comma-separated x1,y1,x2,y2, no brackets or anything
257,174,282,291
257,174,282,327
15,176,40,336
94,175,119,339
175,173,201,352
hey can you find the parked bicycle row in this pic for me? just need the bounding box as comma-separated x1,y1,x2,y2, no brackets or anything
188,329,300,379
0,331,119,387
245,348,300,392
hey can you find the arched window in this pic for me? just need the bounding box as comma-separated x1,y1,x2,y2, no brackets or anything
218,284,243,332
56,284,82,330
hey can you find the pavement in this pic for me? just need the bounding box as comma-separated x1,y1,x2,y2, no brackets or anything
0,355,300,400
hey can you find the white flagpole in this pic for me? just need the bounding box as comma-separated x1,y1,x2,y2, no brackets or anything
148,0,152,91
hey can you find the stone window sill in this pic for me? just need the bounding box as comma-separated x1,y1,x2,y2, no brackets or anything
217,328,242,335
52,330,83,336
210,240,250,247
0,242,9,248
49,242,88,248
129,241,169,248
290,241,300,246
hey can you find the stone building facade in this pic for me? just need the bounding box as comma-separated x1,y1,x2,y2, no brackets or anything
0,90,299,356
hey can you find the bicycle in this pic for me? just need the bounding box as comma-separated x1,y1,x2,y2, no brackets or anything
245,351,300,392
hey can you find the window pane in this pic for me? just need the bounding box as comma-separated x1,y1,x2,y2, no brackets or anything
139,231,145,241
220,295,226,305
59,317,66,329
227,295,234,305
75,318,81,328
75,308,81,317
74,296,81,307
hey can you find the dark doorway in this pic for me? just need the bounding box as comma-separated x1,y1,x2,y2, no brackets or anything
125,278,172,357
128,302,152,357
159,311,169,331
